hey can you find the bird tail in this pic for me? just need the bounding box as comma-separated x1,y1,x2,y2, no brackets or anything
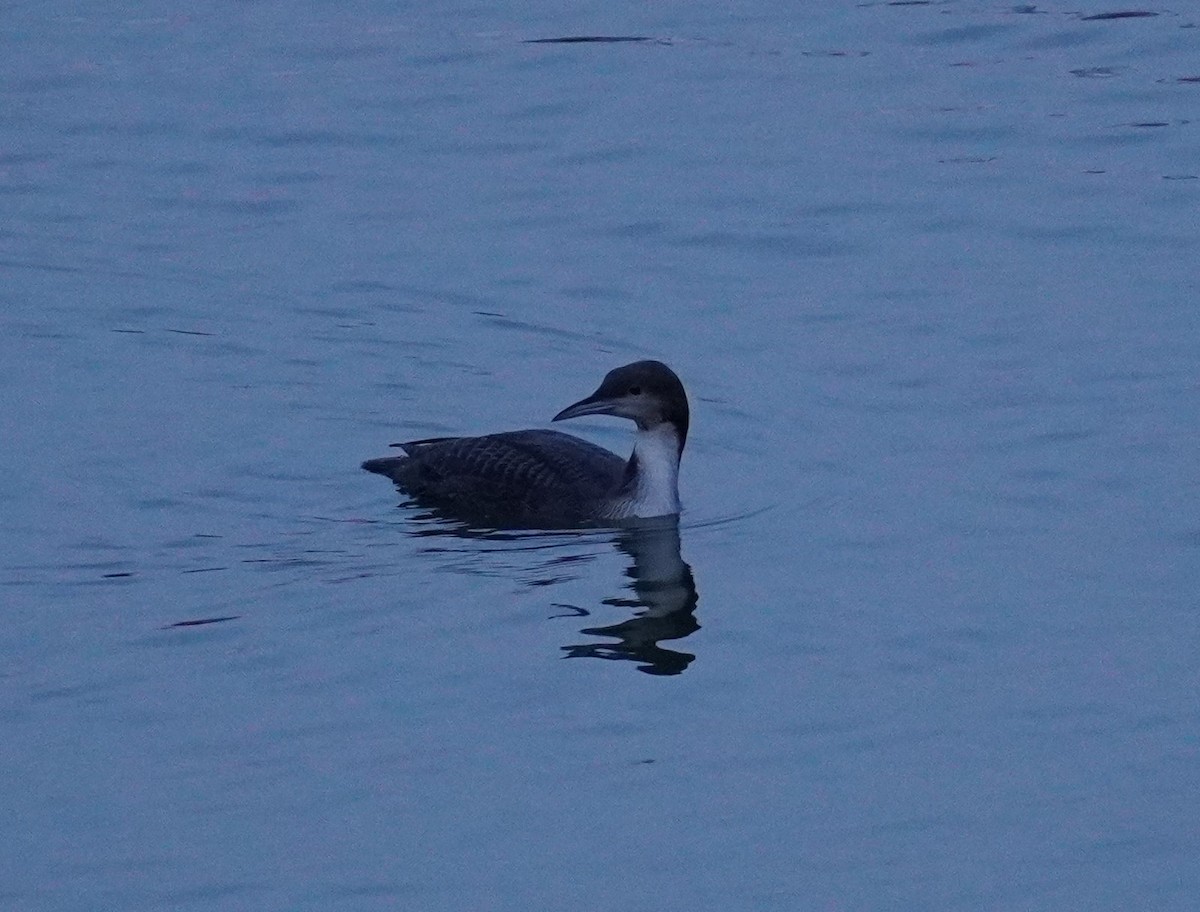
361,456,408,477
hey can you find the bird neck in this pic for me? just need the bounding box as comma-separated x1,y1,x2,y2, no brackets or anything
618,423,683,518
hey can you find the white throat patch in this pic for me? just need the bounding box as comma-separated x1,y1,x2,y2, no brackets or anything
625,424,682,519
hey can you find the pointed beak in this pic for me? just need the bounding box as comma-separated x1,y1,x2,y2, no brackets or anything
552,391,617,422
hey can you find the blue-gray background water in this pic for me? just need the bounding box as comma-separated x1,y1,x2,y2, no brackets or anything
2,3,1197,910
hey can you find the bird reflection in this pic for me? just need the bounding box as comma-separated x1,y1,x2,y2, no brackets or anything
403,510,700,675
561,520,699,676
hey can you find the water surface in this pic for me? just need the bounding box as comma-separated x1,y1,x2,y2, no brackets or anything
2,3,1198,910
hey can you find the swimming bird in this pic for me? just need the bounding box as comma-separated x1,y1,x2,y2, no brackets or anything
362,360,688,528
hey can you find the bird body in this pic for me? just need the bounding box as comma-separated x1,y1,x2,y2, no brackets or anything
362,429,625,527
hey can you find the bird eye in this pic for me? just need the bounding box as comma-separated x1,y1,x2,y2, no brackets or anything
628,385,642,395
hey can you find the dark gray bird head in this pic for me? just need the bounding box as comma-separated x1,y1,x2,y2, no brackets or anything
553,360,689,450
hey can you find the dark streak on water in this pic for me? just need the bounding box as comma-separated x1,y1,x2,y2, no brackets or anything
1080,11,1159,21
523,36,663,45
164,616,241,629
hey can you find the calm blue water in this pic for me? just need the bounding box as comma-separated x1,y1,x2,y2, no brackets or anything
2,3,1198,910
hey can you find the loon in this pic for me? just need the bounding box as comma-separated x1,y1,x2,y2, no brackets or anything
362,360,688,528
